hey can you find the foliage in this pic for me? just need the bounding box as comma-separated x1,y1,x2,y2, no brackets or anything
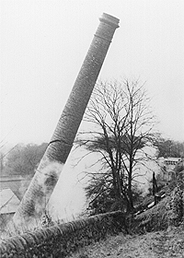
85,174,126,215
175,158,184,174
167,159,184,226
77,79,156,213
168,186,183,226
153,137,184,158
2,143,47,176
133,197,170,233
134,159,184,233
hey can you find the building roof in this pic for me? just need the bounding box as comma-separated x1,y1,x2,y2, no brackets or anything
0,188,20,214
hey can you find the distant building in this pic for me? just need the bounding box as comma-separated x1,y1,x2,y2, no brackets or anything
0,188,20,214
158,157,181,180
0,175,32,199
163,157,181,168
0,188,20,231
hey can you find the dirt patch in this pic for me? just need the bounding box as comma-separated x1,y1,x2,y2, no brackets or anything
68,225,184,258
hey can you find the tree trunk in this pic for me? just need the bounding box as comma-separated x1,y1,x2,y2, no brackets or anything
13,13,119,228
127,187,134,212
127,165,134,212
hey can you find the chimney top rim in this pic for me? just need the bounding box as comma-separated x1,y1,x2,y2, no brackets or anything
100,13,120,28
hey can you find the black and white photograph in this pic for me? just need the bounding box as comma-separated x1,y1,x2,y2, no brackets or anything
0,1,184,257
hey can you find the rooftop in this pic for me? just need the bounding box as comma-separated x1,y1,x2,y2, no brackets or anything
0,188,20,214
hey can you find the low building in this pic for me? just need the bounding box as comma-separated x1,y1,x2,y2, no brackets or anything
0,175,32,199
0,188,20,231
163,157,181,169
158,157,181,181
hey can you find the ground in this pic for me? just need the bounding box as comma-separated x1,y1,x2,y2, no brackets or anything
68,225,184,258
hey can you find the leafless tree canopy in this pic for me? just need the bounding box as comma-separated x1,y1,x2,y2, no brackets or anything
77,79,156,213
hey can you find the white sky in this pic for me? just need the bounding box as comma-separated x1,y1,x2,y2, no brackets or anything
1,0,184,145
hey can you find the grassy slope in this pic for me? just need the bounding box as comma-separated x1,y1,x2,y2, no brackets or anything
68,224,184,258
132,197,170,232
69,193,184,258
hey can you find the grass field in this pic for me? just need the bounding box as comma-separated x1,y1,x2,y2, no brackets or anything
68,224,184,258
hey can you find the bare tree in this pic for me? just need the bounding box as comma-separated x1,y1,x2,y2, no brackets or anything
77,79,156,213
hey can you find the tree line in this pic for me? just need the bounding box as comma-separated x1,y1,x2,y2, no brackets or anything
0,143,47,177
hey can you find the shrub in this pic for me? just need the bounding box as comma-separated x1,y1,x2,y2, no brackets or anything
168,186,183,226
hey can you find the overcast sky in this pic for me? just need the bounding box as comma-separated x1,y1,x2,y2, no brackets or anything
1,0,184,146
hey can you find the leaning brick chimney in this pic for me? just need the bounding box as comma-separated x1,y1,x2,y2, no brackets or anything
13,13,120,228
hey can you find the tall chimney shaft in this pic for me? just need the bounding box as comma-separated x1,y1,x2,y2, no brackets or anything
13,13,120,228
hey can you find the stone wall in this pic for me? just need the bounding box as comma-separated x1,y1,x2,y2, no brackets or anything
0,211,126,258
